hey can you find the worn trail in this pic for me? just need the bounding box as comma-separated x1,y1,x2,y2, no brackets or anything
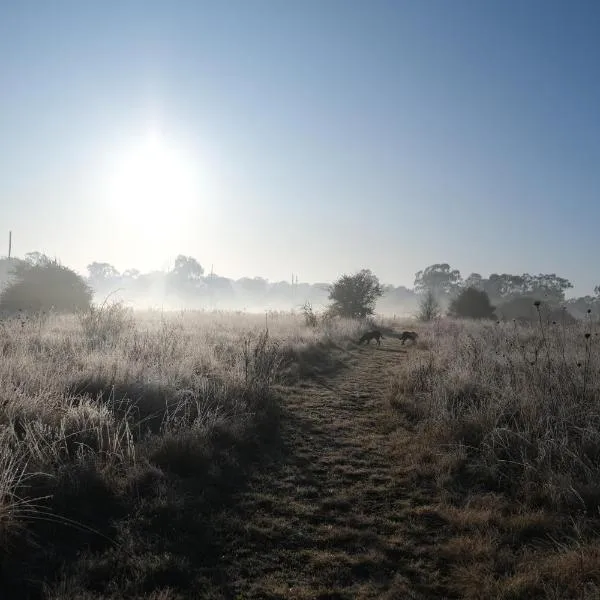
214,339,448,599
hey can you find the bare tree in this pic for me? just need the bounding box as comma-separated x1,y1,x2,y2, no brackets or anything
417,289,440,322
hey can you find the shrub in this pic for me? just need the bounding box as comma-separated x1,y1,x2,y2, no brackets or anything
328,269,383,319
301,301,319,327
0,259,92,315
448,287,496,319
78,299,134,346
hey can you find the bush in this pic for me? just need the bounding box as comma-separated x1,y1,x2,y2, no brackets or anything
327,269,383,319
78,299,134,346
448,287,496,319
0,259,92,315
301,301,319,327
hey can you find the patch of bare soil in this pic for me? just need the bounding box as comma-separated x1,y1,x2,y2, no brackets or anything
212,338,451,599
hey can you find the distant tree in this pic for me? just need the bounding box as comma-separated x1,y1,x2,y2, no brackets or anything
266,280,292,301
417,289,440,322
483,272,573,305
414,263,462,297
595,285,600,297
122,269,140,280
328,269,383,319
463,272,484,291
0,259,92,314
237,277,268,295
170,255,204,282
483,273,526,301
167,255,205,297
523,273,572,304
377,284,418,315
87,262,120,288
449,287,496,320
496,296,577,325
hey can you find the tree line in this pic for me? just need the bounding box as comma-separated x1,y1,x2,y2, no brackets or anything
0,253,598,320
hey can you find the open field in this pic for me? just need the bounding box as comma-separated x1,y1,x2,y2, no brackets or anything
2,308,600,599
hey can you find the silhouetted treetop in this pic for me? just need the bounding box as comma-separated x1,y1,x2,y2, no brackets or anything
414,263,462,297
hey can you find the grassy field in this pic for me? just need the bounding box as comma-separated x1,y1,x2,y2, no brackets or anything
3,305,600,599
389,312,600,599
0,307,362,599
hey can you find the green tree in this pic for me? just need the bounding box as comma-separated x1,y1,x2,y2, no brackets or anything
328,269,383,318
449,287,496,320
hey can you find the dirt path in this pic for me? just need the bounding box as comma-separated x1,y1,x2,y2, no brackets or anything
215,338,449,599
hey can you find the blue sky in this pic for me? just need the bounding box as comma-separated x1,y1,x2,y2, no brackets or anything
1,0,599,295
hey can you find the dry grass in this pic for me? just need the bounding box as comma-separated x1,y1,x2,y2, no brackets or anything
388,312,600,599
0,306,363,598
10,303,600,598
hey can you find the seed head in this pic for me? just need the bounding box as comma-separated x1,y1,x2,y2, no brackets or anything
577,362,582,368
585,333,591,339
533,300,541,307
587,309,592,314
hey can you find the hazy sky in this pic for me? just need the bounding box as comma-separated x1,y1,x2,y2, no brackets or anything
1,1,599,295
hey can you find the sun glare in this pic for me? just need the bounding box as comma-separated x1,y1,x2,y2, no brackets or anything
107,131,199,230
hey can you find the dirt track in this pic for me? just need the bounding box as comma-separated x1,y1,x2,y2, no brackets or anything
214,338,448,599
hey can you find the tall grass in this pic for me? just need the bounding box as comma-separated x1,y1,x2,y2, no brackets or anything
390,313,600,510
388,313,600,598
0,307,362,597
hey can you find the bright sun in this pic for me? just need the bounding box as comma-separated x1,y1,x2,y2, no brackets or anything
107,131,198,229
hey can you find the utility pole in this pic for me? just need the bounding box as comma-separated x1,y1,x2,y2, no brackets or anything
8,231,12,259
